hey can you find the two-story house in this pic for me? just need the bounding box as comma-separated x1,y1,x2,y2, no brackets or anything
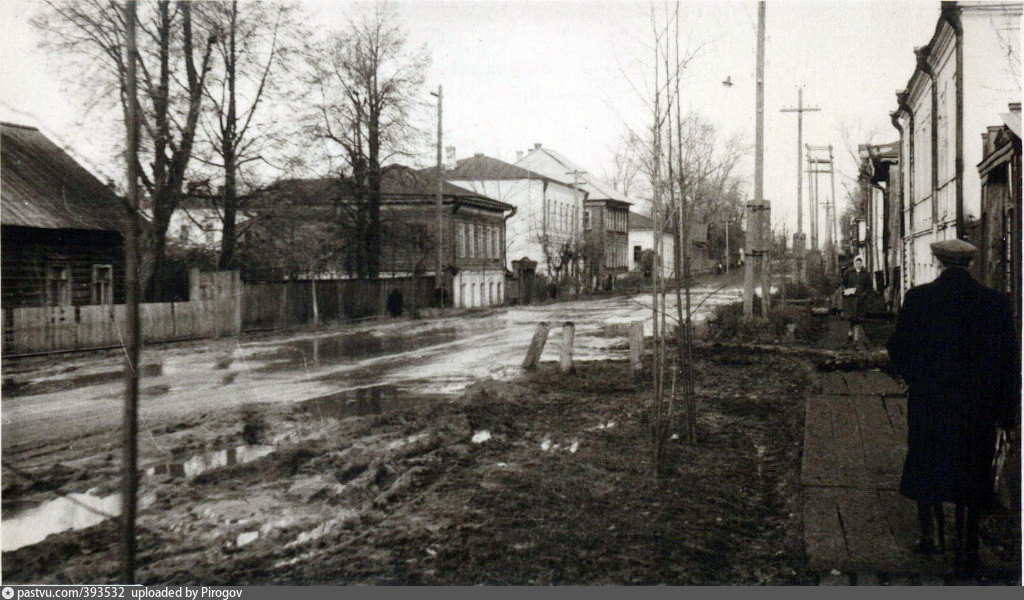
890,1,1021,296
515,144,632,285
437,153,585,281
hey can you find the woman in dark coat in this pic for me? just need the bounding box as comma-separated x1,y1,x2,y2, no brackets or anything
841,257,872,343
886,239,1020,574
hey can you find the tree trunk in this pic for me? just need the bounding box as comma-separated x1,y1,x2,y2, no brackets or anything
367,106,382,279
219,2,239,271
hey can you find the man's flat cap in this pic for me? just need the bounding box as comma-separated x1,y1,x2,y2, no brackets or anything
931,238,976,263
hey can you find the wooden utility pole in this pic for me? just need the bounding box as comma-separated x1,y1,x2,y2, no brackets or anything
780,88,819,282
121,0,142,584
828,144,839,273
745,0,766,316
566,169,587,291
724,220,730,274
432,85,444,304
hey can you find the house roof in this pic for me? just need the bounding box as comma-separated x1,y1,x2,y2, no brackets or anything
516,144,633,204
421,153,571,191
262,164,514,212
628,211,708,243
629,211,655,230
1,122,126,232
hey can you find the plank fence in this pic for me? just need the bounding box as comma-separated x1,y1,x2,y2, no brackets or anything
3,270,241,356
2,273,436,356
240,275,435,331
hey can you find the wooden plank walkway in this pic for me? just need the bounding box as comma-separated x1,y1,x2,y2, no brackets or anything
801,371,1016,578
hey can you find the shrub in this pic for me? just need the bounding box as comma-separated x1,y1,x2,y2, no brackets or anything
705,300,824,343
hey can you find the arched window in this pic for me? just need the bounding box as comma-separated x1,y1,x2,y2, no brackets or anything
496,282,503,303
470,283,477,307
459,283,466,307
489,282,494,304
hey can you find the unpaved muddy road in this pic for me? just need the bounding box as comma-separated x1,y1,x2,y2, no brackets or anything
1,280,741,554
3,281,740,455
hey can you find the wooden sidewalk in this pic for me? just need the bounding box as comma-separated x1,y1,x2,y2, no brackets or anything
802,368,1017,578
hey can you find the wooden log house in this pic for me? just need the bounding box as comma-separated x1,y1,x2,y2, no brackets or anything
1,122,127,309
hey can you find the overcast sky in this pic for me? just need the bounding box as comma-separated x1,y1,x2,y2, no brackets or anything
1,0,945,237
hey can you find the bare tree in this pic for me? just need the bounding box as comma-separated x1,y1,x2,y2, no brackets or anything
192,0,298,270
302,3,430,279
34,0,217,299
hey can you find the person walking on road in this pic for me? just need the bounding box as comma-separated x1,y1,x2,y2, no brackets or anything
841,256,872,344
886,239,1020,576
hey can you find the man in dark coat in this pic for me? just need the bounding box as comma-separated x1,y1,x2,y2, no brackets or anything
886,238,1020,575
841,256,873,344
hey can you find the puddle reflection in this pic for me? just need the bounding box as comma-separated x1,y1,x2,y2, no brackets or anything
146,445,277,480
1,492,155,552
299,385,443,419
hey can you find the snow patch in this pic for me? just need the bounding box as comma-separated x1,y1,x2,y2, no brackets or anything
471,430,492,444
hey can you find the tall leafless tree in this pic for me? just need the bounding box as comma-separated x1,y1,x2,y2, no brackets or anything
302,3,430,279
34,0,217,299
194,0,298,270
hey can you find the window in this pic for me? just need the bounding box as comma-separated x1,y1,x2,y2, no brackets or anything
583,209,591,231
92,264,113,305
46,264,71,306
456,223,465,257
496,282,503,303
633,245,642,263
488,282,494,305
468,224,475,257
179,224,190,242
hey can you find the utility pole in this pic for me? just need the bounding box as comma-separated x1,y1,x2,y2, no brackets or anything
807,148,833,273
744,0,765,317
431,85,444,305
780,88,819,282
121,0,141,584
805,145,818,252
566,168,587,289
828,144,838,274
724,220,730,274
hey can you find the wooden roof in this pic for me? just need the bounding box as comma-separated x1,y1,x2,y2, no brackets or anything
1,122,126,232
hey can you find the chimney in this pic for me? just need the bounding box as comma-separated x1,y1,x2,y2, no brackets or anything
534,143,542,150
106,179,117,193
473,152,484,158
1009,102,1021,113
515,150,524,161
981,132,991,155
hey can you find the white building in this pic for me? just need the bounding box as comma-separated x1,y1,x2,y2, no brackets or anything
628,212,674,279
442,153,586,278
892,1,1021,295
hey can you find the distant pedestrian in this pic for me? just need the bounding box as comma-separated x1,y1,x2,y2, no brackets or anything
840,257,872,344
548,282,558,300
715,262,723,276
886,239,1020,576
386,288,404,318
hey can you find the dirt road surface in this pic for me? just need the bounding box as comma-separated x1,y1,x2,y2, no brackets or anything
2,280,741,540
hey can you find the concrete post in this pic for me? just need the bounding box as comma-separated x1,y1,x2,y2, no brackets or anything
559,321,575,374
523,322,551,370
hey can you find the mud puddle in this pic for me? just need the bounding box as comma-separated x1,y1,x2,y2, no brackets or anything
250,328,465,372
145,444,277,480
297,385,448,419
1,492,156,552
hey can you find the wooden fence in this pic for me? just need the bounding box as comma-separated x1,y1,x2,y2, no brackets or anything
3,271,241,356
2,272,435,355
241,276,435,331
